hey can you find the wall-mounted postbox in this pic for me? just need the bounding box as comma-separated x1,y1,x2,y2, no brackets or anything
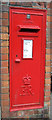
10,7,47,111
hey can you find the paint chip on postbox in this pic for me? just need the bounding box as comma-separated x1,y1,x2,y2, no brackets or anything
23,40,33,58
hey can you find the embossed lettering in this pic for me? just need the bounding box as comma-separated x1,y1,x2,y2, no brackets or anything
20,75,34,96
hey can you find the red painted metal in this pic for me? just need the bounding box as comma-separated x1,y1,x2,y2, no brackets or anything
17,25,40,30
9,7,47,111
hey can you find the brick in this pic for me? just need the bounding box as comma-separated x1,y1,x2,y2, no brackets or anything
16,2,22,6
46,49,50,54
50,49,52,54
2,2,8,4
0,20,2,26
45,61,50,66
2,12,8,19
0,12,2,18
44,114,49,118
2,27,8,33
1,41,9,47
46,42,50,48
1,94,9,100
9,2,16,5
1,81,9,87
2,19,8,26
1,47,8,54
50,9,52,15
46,55,50,60
15,2,32,7
47,36,52,42
50,2,52,8
1,88,9,93
17,111,23,117
45,85,50,91
47,9,52,15
45,91,50,96
44,96,50,102
43,108,49,114
28,110,36,115
45,79,51,84
10,112,18,118
1,100,9,106
47,16,52,22
50,55,52,59
2,106,9,112
47,3,50,8
24,110,30,116
51,61,52,66
1,74,9,80
1,61,8,67
2,5,9,11
0,33,1,39
47,22,52,29
2,112,9,118
1,68,8,74
1,33,8,40
45,102,50,107
0,3,1,11
2,54,8,60
50,29,52,35
51,67,52,72
48,42,52,48
0,47,1,53
0,27,1,32
45,67,51,72
46,29,51,36
45,73,51,78
46,42,52,48
33,2,45,8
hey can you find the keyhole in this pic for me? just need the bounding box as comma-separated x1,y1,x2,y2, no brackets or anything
16,55,18,57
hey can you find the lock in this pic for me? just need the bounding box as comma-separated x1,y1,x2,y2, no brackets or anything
27,14,30,19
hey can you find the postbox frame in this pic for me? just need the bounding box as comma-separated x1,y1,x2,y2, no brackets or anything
9,7,47,111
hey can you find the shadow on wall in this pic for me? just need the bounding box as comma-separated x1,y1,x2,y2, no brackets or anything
51,76,52,93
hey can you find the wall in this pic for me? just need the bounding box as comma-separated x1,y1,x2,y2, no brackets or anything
1,1,51,119
50,3,52,91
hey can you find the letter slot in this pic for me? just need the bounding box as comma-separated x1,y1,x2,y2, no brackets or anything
18,25,40,33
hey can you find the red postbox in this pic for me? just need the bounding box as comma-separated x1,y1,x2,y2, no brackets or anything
10,7,47,111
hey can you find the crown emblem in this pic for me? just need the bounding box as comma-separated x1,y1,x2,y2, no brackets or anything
23,75,31,85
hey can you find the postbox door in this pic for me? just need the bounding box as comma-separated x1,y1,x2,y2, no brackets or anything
10,8,46,111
